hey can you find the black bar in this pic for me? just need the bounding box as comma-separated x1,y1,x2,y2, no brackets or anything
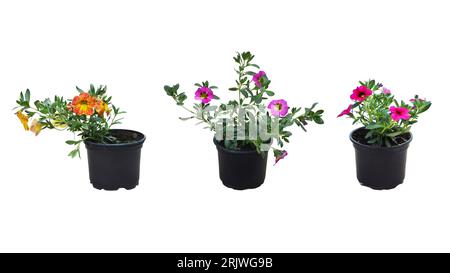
0,253,447,272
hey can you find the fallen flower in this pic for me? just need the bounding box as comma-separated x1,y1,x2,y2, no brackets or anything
16,111,29,131
30,119,43,136
337,104,353,117
274,149,288,165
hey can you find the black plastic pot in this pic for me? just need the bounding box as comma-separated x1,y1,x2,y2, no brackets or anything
214,138,268,190
350,127,412,190
85,129,146,191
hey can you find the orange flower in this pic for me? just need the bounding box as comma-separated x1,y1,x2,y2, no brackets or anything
30,119,43,136
70,92,96,116
16,111,29,131
94,99,110,117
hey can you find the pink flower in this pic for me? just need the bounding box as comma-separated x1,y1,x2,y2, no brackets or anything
383,87,391,95
268,99,289,117
274,150,288,165
194,87,214,104
252,71,266,88
350,86,373,102
390,106,411,121
410,98,425,102
337,104,353,117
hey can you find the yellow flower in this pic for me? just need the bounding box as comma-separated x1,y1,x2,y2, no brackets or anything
16,111,29,131
30,119,43,136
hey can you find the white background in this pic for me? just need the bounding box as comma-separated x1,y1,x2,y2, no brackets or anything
0,0,449,252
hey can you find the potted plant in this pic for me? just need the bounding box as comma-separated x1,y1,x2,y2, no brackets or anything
164,51,324,190
338,80,431,190
14,85,146,190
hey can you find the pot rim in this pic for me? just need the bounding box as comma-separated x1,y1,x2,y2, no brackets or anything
213,137,271,155
84,129,146,148
349,127,412,150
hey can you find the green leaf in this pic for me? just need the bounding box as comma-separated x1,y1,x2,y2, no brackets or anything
418,102,432,114
365,131,374,139
313,116,324,124
68,149,79,158
25,89,30,102
365,123,384,130
177,92,187,105
65,140,80,145
89,84,95,94
386,131,405,137
241,90,249,98
265,90,275,96
164,85,176,96
253,93,263,104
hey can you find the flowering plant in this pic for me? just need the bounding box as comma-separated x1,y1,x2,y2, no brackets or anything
338,79,431,146
15,85,125,157
164,51,324,164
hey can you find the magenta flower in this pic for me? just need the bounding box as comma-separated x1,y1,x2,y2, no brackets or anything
337,104,353,118
268,99,289,117
390,106,411,121
252,71,266,88
274,150,288,165
350,86,373,102
383,87,391,95
194,87,214,104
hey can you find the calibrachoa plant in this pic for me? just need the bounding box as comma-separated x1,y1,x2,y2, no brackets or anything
164,51,324,164
14,85,125,157
338,79,431,146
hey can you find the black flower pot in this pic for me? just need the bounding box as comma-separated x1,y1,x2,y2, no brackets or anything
350,127,412,190
85,129,146,191
214,138,268,190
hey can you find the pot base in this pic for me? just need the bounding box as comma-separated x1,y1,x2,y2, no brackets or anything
91,181,138,191
359,181,403,191
222,180,264,191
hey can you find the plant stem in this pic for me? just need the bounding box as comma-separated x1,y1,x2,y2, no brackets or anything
182,105,196,115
